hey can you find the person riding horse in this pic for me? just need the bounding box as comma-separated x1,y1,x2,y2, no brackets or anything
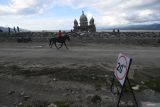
57,30,63,41
49,30,70,49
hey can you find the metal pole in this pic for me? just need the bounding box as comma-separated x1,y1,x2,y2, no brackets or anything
110,74,115,93
117,83,125,107
117,59,132,107
127,78,139,107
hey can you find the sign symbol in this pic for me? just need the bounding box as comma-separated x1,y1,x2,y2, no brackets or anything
114,53,130,86
117,63,127,73
117,62,123,73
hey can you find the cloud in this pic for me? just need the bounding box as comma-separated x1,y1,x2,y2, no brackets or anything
125,9,160,24
0,0,159,29
0,0,53,15
91,0,160,26
0,15,73,30
61,0,160,26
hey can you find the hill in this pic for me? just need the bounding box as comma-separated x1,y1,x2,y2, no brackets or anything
98,23,160,30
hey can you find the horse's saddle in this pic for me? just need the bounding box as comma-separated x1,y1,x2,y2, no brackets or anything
56,36,63,42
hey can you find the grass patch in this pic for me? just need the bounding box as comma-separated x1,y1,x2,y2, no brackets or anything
24,100,49,107
51,66,108,85
144,77,160,92
0,64,110,85
23,100,71,107
54,101,70,107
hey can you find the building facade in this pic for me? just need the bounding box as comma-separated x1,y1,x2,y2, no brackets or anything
73,11,96,32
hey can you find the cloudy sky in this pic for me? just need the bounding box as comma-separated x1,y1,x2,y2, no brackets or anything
0,0,160,30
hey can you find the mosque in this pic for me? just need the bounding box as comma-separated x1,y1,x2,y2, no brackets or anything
73,11,96,32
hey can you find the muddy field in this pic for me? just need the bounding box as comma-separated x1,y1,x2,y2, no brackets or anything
0,42,160,107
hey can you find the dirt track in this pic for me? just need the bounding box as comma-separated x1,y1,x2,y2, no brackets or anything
0,42,160,107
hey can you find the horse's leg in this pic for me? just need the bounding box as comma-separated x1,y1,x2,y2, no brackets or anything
49,41,52,48
49,41,51,48
64,42,69,49
50,41,53,48
58,43,63,49
51,41,54,48
49,40,52,48
55,43,59,49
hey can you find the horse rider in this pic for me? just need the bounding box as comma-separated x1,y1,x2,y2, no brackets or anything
57,30,63,41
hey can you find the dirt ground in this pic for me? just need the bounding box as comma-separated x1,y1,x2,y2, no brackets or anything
0,42,160,107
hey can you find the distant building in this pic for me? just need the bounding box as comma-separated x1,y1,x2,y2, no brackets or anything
73,11,96,32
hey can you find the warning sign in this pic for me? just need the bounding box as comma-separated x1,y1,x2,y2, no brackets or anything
114,53,131,86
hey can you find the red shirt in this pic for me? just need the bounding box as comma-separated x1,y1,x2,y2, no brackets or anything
57,32,62,37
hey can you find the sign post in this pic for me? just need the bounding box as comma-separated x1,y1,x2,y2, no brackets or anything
111,53,139,107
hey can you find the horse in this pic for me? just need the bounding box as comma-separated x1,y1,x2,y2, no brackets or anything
49,34,70,49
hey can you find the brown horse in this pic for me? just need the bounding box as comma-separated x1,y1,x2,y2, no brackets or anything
49,34,70,49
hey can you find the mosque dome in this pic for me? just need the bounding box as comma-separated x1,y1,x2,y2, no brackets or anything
74,19,78,22
89,17,94,25
74,19,78,27
80,11,88,26
80,11,87,22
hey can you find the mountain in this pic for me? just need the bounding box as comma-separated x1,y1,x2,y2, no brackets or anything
120,23,160,30
97,23,160,30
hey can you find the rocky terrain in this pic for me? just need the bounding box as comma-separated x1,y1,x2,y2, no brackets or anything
0,32,160,45
0,32,160,107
